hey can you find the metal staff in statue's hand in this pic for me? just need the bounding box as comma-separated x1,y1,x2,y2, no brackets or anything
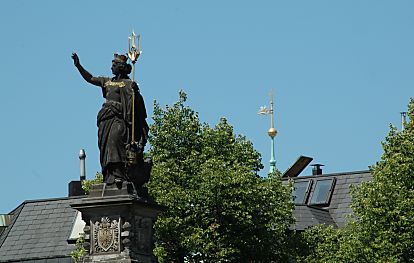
125,31,143,166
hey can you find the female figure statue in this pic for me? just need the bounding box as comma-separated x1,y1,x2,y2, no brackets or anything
71,53,149,185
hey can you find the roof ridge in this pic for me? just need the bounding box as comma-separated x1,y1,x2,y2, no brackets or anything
285,170,371,180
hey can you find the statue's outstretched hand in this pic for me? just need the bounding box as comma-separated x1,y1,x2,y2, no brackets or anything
71,53,80,67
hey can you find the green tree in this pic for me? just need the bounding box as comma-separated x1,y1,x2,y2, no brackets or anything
300,99,414,263
147,91,294,262
81,172,103,194
296,225,342,263
347,99,414,262
70,233,87,263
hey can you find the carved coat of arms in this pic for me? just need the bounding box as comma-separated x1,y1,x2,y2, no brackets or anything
92,217,120,254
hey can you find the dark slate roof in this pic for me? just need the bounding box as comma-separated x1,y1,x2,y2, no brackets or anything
0,196,85,263
327,170,372,227
292,205,336,231
0,204,25,253
284,170,372,230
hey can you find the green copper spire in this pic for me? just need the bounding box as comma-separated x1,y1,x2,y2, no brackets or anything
258,91,277,174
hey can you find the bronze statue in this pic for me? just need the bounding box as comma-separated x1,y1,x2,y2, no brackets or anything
71,52,150,188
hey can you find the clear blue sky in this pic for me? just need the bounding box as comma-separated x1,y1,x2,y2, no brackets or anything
1,0,413,213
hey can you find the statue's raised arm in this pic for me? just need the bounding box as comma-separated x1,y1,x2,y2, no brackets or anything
71,53,102,87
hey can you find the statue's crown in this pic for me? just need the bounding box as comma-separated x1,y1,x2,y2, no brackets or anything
113,53,128,63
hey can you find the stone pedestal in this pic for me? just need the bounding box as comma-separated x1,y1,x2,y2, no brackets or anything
71,183,163,263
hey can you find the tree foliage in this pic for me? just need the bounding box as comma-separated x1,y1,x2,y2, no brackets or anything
147,91,294,262
70,233,87,263
300,99,414,262
81,172,103,194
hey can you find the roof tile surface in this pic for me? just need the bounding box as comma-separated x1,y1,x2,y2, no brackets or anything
0,197,83,262
286,170,373,229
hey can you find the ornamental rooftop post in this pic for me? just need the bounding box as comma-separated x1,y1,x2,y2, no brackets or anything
258,91,277,174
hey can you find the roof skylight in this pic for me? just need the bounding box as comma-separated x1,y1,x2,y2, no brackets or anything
309,178,336,205
292,180,312,205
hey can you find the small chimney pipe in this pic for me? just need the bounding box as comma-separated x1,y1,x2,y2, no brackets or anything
311,164,324,175
79,149,86,181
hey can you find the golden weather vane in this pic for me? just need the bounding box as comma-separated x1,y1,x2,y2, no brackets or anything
258,91,277,173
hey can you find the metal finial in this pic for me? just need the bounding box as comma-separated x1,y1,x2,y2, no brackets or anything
257,92,276,137
258,90,277,173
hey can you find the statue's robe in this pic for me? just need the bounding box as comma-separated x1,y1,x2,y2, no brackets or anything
93,77,149,180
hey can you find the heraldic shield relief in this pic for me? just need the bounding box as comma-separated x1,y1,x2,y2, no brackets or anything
91,217,121,254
